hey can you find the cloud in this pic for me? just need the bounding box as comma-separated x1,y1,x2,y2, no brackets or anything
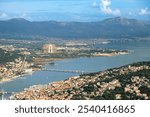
73,15,81,20
0,12,8,19
0,11,31,21
128,12,132,15
19,13,31,20
100,0,121,16
139,8,150,15
20,13,27,18
92,1,97,7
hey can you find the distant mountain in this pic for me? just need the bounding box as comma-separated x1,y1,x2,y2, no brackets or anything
0,17,150,39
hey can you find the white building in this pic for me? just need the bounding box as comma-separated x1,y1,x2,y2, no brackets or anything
42,44,57,54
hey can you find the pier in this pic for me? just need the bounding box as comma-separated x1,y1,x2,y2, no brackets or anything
42,68,90,74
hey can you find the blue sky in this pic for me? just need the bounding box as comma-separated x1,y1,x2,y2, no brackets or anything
0,0,150,21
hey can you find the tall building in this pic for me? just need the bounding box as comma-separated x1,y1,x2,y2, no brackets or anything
42,44,57,54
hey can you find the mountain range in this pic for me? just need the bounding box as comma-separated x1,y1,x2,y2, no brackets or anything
0,17,150,40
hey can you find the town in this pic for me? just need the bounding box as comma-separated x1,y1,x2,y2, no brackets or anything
0,39,130,84
12,61,150,100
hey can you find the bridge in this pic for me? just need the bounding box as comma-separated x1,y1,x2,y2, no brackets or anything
42,68,90,74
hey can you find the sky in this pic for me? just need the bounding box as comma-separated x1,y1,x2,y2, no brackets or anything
0,0,150,21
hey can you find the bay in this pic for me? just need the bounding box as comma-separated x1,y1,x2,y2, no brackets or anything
0,41,150,99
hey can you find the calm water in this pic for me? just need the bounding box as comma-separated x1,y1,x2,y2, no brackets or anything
0,41,150,99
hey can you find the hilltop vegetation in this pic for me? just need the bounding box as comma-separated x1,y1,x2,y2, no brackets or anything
0,49,22,64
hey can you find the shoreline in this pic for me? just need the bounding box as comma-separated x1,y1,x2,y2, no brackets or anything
0,72,34,84
0,57,64,84
12,61,150,100
0,52,130,84
93,52,129,57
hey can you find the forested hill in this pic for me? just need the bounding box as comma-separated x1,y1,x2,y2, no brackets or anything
0,17,150,40
0,49,22,64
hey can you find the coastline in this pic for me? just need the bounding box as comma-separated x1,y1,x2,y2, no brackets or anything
93,52,129,57
0,52,130,84
0,57,64,84
0,72,34,84
12,61,150,100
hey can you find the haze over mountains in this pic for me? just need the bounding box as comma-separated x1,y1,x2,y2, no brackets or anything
0,17,150,40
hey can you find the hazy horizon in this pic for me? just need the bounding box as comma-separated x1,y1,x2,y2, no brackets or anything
0,0,150,22
0,16,150,22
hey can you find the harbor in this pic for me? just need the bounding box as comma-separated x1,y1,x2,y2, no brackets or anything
0,41,150,100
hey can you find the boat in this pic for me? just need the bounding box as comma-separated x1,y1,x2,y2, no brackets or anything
48,61,55,65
